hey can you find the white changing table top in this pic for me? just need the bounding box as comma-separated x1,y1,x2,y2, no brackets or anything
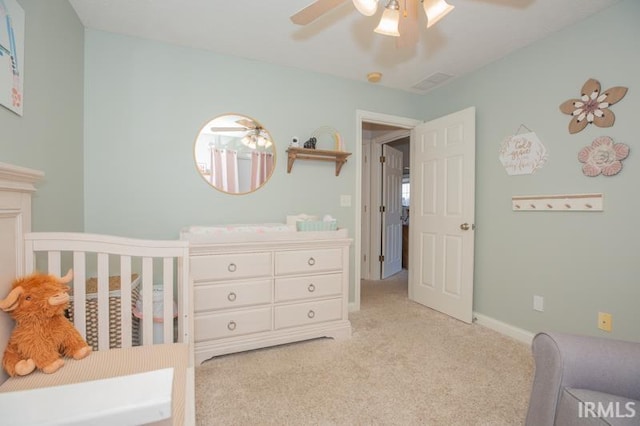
180,224,349,245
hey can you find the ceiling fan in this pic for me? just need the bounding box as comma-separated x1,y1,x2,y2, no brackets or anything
210,117,262,134
210,118,272,149
290,0,455,47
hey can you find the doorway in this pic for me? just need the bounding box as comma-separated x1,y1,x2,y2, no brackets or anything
354,111,420,311
354,108,476,324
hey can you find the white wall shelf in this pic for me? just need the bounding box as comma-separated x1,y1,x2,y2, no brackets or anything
512,193,603,212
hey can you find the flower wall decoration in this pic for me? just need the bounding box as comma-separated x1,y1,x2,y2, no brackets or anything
559,79,628,134
578,136,629,177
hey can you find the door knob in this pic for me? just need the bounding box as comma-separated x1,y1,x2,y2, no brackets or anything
460,223,470,231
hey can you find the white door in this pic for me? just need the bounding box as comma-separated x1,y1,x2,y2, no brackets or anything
408,107,476,323
381,144,403,279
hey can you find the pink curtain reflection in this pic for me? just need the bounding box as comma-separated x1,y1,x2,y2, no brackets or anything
250,151,274,190
210,148,239,192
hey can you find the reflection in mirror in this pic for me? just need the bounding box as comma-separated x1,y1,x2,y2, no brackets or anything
194,113,276,194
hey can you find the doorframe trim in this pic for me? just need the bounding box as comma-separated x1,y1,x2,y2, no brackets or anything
353,110,420,311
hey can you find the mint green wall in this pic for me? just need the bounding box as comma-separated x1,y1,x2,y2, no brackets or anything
83,30,422,241
83,2,639,340
83,30,424,304
419,0,640,341
0,0,84,231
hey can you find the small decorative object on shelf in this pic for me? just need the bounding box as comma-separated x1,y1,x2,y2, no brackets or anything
312,126,344,151
286,125,350,176
303,137,317,149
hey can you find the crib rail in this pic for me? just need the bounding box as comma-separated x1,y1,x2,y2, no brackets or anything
23,233,191,353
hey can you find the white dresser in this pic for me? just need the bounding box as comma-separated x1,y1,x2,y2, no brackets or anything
181,226,352,364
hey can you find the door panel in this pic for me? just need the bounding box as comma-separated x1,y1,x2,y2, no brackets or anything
409,107,476,323
381,145,403,278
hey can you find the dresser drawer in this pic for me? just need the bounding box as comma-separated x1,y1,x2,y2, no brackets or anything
194,279,272,312
195,307,272,342
274,298,342,330
274,273,342,302
275,248,342,276
191,252,272,282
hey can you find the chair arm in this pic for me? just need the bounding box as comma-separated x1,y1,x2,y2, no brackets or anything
525,332,640,426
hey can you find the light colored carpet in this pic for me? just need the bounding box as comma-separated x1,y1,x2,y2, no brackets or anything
195,271,534,425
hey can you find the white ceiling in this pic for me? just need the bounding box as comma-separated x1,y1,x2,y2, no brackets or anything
68,0,619,94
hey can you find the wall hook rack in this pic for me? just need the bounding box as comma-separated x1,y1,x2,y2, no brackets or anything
512,193,603,212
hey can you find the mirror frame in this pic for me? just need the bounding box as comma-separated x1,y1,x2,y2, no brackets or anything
193,113,276,195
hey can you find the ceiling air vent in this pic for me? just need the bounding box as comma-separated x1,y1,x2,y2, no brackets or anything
412,72,453,92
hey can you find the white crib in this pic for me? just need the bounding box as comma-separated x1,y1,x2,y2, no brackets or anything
0,164,195,425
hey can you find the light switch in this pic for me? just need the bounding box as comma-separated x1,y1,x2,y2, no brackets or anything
340,195,351,207
533,295,544,312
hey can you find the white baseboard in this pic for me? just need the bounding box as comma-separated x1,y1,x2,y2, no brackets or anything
473,312,535,345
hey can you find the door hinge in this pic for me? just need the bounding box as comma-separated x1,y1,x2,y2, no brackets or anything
378,255,385,262
364,254,367,262
379,205,386,213
380,155,386,163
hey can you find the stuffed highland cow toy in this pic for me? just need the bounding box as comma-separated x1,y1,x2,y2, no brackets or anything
0,269,91,377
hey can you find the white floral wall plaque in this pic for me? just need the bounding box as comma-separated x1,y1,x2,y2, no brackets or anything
499,131,548,175
578,136,629,177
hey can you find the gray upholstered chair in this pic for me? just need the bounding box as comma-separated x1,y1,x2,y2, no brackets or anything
526,332,640,426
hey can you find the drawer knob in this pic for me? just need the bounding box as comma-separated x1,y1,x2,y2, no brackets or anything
307,310,315,319
227,292,237,302
307,283,316,293
307,257,316,266
227,320,237,331
228,263,237,272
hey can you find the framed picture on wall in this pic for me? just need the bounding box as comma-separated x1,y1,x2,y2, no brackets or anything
0,0,25,116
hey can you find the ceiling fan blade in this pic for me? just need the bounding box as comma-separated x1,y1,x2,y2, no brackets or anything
235,118,257,129
396,0,419,48
290,0,348,25
210,126,248,132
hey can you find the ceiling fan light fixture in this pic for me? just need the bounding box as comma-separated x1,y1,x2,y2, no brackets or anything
374,1,400,37
352,0,378,17
241,134,257,149
423,0,455,28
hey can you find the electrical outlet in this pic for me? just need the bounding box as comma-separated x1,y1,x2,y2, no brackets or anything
598,312,612,332
340,195,352,207
533,295,544,312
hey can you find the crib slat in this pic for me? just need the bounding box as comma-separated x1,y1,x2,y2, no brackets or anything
162,258,174,344
47,251,61,277
120,256,132,348
141,257,153,346
97,253,110,351
72,251,87,341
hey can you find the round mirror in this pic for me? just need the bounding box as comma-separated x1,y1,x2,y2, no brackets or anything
194,113,276,194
